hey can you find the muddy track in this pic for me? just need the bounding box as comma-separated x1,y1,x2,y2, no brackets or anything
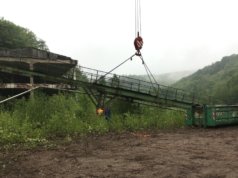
1,127,238,178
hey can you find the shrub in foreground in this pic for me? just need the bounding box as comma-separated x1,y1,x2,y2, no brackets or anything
0,94,185,145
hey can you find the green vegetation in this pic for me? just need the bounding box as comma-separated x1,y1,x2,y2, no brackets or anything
0,93,184,146
0,18,48,50
173,54,238,104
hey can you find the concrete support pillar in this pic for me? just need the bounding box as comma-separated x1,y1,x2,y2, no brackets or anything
29,63,34,84
29,63,34,97
73,67,76,80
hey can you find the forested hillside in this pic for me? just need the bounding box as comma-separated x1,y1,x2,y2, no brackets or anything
173,54,238,104
0,18,48,50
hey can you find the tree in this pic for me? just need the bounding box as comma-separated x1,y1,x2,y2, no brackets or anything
0,18,48,50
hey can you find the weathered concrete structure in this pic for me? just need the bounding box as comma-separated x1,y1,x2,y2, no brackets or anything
0,48,77,95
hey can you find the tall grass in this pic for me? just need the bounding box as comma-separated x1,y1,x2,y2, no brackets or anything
0,93,185,145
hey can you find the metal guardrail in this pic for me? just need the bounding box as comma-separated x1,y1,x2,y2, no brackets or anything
0,63,211,106
65,65,207,105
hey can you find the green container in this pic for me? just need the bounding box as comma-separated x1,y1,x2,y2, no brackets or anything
185,105,238,127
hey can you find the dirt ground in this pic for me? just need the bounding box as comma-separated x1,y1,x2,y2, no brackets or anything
1,127,238,178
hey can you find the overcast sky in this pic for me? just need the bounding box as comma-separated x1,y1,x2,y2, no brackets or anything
1,0,238,75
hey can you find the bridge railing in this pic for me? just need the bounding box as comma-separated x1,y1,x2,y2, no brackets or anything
67,66,204,105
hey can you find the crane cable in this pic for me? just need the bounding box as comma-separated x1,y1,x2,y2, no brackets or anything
135,0,142,37
135,0,159,90
135,0,159,91
98,53,136,81
139,54,159,92
134,0,143,55
98,0,158,91
96,1,142,81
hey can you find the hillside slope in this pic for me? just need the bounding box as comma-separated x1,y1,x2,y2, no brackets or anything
173,54,238,104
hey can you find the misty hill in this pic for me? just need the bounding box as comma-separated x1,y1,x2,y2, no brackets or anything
126,70,195,86
173,54,238,104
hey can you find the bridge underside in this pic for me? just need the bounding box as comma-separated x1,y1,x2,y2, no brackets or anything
0,48,77,96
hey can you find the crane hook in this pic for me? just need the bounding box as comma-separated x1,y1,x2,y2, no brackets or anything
134,32,143,56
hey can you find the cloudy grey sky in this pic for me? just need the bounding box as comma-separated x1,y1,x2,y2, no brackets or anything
1,0,238,75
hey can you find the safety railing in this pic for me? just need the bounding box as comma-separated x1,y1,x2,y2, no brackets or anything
65,65,206,105
0,61,209,106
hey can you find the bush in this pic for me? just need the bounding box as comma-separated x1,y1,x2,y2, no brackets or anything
0,93,185,145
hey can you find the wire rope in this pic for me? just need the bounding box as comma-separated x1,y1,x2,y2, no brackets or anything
135,0,142,36
97,53,136,81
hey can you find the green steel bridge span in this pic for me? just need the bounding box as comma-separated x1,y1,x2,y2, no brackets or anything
0,64,212,110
